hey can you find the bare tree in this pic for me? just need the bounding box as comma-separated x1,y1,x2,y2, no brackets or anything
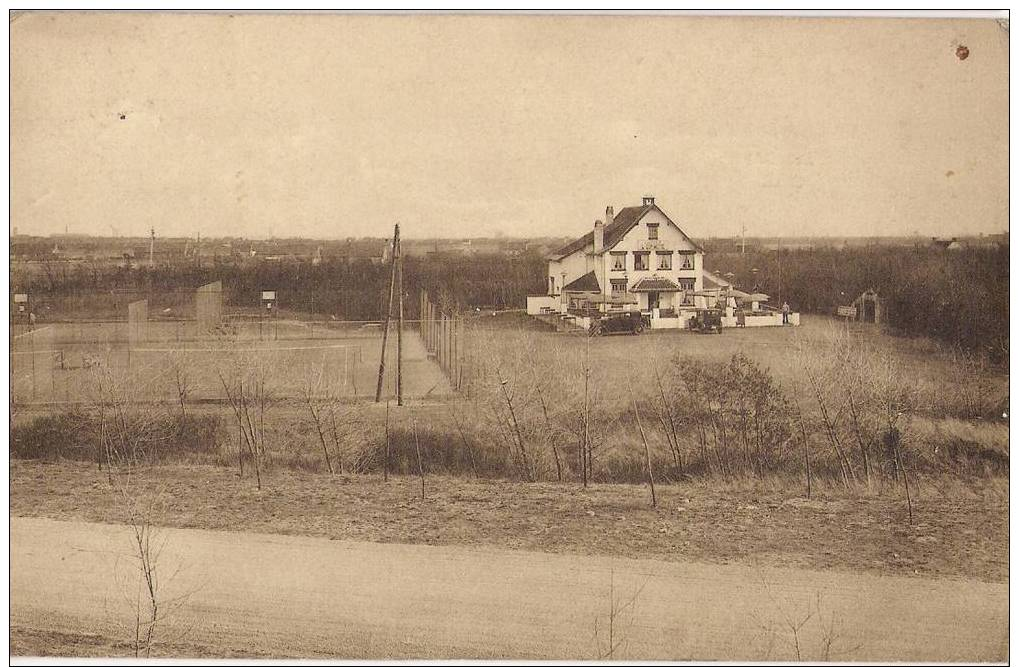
217,351,279,490
592,570,646,660
626,376,657,509
413,420,425,500
301,365,334,474
448,403,479,478
169,352,190,422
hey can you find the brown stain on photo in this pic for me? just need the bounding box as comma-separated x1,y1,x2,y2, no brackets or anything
956,45,970,60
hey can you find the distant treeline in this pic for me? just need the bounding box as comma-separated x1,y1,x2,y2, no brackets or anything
13,244,1007,363
708,244,1009,364
12,251,548,322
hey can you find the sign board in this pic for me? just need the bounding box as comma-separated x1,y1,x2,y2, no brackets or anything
13,293,28,303
261,291,276,301
837,305,857,318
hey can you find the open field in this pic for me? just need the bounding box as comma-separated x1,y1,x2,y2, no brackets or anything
9,459,1008,583
475,312,1009,414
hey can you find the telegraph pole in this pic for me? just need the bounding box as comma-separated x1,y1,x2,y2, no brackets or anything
149,227,156,267
375,224,399,403
396,231,404,406
777,237,783,304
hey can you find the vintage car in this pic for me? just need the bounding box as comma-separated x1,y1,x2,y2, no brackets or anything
689,309,724,334
588,311,647,336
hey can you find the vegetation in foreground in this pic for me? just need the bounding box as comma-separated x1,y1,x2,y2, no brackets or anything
11,318,1007,492
9,458,1008,583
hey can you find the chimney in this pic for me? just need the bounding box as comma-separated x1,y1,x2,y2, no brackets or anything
643,194,655,207
593,219,604,253
605,205,614,225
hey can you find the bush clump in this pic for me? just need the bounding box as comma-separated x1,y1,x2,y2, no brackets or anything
10,412,224,463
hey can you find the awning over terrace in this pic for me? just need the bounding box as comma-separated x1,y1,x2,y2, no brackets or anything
630,276,682,292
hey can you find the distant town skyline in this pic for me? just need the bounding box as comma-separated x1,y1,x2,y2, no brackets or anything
11,13,1009,241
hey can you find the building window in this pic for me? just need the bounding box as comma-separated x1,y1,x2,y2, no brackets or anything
633,251,650,271
680,254,694,270
610,252,626,271
610,279,627,295
647,223,659,240
656,251,672,270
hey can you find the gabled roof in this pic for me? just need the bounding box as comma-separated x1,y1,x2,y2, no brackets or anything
550,203,704,260
630,276,682,292
563,270,600,292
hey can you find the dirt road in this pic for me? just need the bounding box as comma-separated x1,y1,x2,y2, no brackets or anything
10,517,1007,660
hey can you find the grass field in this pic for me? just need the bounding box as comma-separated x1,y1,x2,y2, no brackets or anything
472,312,1009,417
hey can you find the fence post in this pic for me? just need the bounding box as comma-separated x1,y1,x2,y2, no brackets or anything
453,314,459,388
456,315,463,390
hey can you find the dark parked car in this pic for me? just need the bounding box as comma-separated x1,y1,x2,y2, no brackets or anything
689,309,723,334
589,311,647,336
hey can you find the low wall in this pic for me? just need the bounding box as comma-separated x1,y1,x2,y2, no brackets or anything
526,295,561,316
727,312,800,327
651,312,696,329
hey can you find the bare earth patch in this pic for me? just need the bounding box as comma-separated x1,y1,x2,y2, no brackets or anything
9,459,1008,583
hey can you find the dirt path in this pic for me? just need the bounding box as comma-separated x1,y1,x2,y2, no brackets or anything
11,517,1007,661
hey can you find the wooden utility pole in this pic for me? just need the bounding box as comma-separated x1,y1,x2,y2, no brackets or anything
375,224,400,403
777,237,782,304
396,230,404,406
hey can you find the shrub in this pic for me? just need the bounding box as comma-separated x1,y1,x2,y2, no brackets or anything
10,412,224,463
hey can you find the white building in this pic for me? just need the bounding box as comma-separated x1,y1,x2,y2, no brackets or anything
546,195,703,312
527,195,798,329
529,196,703,325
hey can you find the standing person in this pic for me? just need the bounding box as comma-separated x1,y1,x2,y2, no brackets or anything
28,311,36,328
781,301,790,325
736,305,746,328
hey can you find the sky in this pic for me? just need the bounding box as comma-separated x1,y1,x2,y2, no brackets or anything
10,12,1010,241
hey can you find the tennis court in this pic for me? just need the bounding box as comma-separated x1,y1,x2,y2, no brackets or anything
9,319,451,405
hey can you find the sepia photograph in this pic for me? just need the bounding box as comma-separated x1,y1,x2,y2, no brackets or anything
7,9,1010,663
